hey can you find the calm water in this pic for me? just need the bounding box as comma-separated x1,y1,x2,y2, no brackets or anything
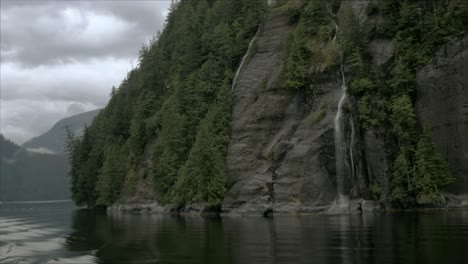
1,202,468,264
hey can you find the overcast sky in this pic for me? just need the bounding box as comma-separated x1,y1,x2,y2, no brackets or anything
0,0,171,144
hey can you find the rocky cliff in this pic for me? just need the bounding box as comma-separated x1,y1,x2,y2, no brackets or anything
223,2,360,216
224,8,341,215
416,33,468,194
222,1,468,215
73,0,467,215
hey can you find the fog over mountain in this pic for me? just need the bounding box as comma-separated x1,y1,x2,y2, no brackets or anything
0,0,170,144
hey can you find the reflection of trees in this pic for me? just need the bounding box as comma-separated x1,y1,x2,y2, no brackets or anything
65,209,111,252
65,210,468,264
66,211,232,264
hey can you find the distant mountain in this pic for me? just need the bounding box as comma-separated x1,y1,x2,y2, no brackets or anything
0,135,69,201
0,111,100,201
0,134,20,158
23,109,100,154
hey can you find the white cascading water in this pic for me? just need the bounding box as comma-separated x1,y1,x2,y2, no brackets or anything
231,23,263,91
334,65,348,197
329,64,356,213
332,21,338,43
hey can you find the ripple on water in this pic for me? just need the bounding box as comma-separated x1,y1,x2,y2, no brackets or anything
1,203,468,264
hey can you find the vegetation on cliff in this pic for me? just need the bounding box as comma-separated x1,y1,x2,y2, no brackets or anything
351,0,464,206
66,0,266,208
283,0,464,206
67,0,465,210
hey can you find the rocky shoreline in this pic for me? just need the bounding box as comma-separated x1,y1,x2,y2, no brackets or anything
107,194,468,216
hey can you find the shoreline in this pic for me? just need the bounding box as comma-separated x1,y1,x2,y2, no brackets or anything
0,199,73,204
106,194,468,217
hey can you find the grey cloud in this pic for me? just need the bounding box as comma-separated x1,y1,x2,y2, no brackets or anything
0,1,170,144
1,0,169,66
1,98,98,144
66,103,86,116
1,58,131,105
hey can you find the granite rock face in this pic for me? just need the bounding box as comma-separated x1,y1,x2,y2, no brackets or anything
112,2,467,215
222,4,468,215
416,33,468,194
222,9,345,215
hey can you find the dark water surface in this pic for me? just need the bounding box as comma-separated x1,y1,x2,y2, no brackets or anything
1,202,468,264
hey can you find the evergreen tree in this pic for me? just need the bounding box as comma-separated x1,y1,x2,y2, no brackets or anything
391,147,415,207
285,28,308,90
65,0,266,207
390,94,416,146
414,130,454,204
173,105,227,208
96,144,127,205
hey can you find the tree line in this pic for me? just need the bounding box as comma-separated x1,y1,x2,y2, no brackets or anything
66,0,266,209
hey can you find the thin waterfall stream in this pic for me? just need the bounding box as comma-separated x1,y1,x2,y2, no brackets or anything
331,8,355,183
334,65,349,199
231,22,263,91
332,21,338,43
329,64,354,212
328,3,356,212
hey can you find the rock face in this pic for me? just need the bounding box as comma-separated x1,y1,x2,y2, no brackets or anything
117,139,158,209
222,4,468,215
223,9,345,215
416,33,468,194
363,129,392,207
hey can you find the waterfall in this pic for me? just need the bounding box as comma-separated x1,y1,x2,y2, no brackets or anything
334,64,356,199
332,22,338,43
231,23,263,91
334,65,348,196
328,64,354,214
326,0,356,214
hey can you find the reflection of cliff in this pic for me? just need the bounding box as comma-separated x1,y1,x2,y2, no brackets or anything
66,210,110,252
64,211,468,264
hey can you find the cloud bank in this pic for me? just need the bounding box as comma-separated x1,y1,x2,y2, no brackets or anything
0,0,170,144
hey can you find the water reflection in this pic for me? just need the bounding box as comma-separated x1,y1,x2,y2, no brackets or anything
1,202,468,264
64,210,468,264
66,211,232,264
0,201,90,264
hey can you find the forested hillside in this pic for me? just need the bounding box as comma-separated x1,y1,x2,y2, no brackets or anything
67,0,266,208
68,0,467,213
23,109,100,154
